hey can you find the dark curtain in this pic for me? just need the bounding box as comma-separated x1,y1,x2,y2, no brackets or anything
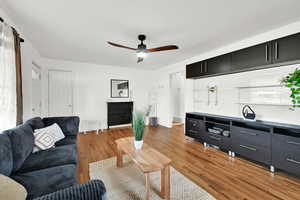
13,28,23,125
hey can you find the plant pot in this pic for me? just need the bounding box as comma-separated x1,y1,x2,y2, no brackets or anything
134,140,143,150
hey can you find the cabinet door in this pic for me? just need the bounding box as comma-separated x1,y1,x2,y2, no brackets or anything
206,54,231,75
186,62,201,79
231,42,272,71
185,118,205,140
273,33,300,63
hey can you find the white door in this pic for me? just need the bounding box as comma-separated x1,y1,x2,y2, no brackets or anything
32,66,42,116
48,70,73,117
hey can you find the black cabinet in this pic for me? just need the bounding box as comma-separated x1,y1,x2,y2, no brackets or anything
186,112,300,178
206,54,231,75
231,42,272,71
272,128,300,176
231,125,271,165
186,61,207,79
185,117,205,140
272,33,300,64
107,102,133,129
186,32,300,79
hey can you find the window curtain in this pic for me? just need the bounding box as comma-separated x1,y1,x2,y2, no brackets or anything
0,22,20,132
13,28,23,125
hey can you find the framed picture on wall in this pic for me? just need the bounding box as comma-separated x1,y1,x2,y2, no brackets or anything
111,79,129,98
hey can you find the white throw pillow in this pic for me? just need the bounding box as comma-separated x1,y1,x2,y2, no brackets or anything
33,123,65,152
0,174,27,200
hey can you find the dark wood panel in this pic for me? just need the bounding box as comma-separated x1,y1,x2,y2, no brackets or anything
231,42,272,71
273,33,300,63
206,54,231,75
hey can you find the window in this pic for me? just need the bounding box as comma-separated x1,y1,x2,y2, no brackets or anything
0,22,17,132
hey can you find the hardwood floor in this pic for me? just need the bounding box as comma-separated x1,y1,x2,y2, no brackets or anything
77,125,300,200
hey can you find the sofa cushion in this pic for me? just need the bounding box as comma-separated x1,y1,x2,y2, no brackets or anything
55,136,77,146
25,117,45,130
12,164,77,200
0,174,27,200
18,144,77,174
42,117,79,136
4,124,34,173
0,133,13,176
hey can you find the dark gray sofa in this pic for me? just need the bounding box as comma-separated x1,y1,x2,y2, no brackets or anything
0,116,106,200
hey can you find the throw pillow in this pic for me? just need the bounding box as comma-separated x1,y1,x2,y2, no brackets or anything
33,123,65,152
0,174,27,200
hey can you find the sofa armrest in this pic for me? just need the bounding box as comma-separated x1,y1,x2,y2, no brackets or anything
33,180,106,200
42,116,80,136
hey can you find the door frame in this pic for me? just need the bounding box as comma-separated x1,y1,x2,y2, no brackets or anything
169,71,185,126
48,69,74,116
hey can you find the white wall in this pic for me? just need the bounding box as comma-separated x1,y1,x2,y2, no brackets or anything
40,58,155,129
153,20,300,128
0,7,42,122
193,64,300,125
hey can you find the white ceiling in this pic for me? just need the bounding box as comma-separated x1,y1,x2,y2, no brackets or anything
2,0,300,69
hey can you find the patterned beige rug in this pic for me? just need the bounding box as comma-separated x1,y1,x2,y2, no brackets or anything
89,156,215,200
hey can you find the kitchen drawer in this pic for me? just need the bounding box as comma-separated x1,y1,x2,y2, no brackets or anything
272,134,300,176
232,142,271,165
273,133,300,151
231,126,271,148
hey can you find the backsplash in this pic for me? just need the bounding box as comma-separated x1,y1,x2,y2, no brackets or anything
192,64,300,125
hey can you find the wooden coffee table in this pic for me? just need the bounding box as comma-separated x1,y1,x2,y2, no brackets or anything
115,137,171,200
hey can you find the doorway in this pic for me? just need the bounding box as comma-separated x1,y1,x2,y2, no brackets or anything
32,63,42,117
48,70,73,117
170,71,185,126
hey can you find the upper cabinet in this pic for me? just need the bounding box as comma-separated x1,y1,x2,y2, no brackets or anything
186,32,300,79
186,61,207,79
231,42,272,71
206,54,231,74
272,33,300,64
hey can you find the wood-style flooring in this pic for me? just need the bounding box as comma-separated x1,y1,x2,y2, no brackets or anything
77,125,300,200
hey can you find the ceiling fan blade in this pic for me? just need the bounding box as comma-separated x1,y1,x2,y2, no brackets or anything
137,57,144,63
107,41,137,51
146,45,179,52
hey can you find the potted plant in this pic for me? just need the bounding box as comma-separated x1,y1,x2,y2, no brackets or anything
132,111,145,150
281,68,300,109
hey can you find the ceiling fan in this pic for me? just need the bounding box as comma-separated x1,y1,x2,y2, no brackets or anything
107,35,179,63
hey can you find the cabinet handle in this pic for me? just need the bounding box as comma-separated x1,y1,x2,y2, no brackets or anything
287,158,300,165
204,62,207,72
287,141,300,146
239,144,257,151
240,130,258,136
209,135,221,141
265,44,269,62
275,42,279,60
200,62,203,73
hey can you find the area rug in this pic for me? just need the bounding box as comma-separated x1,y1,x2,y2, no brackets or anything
89,156,215,200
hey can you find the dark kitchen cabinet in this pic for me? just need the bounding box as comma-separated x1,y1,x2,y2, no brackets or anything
185,117,205,140
206,54,231,75
231,42,272,71
186,61,207,79
272,33,300,64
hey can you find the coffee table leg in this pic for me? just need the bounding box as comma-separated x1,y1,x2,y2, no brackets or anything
145,173,151,200
161,165,170,199
116,146,123,168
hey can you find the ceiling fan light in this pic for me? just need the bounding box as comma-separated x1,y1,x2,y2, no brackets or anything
137,51,147,58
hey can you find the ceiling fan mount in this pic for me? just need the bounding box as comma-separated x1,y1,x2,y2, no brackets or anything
107,34,179,63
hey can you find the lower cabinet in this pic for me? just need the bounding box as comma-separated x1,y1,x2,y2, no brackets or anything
185,118,205,140
272,131,300,176
231,126,271,165
185,113,300,178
